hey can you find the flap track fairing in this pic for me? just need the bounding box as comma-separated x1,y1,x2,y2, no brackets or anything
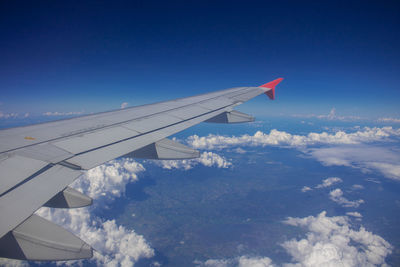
205,110,254,124
128,138,200,160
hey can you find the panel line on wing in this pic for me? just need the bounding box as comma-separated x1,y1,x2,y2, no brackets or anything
0,164,54,198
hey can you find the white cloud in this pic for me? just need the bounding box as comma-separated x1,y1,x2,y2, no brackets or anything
187,127,400,150
310,145,400,181
234,147,247,154
315,177,343,188
0,259,29,267
73,158,145,200
367,162,400,180
35,158,154,266
329,188,364,208
365,178,381,184
346,211,363,218
155,151,232,170
42,111,83,116
282,211,392,266
187,127,400,182
0,111,18,119
195,258,230,267
301,186,312,192
238,256,274,267
352,184,365,190
120,102,129,109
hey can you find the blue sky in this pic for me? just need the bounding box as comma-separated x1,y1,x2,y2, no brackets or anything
1,0,399,119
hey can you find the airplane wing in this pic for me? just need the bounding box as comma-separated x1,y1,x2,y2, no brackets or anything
0,78,283,261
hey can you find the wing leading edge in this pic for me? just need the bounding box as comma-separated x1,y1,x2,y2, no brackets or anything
0,78,283,261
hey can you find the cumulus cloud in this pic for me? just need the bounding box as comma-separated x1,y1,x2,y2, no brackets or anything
120,102,129,109
35,158,154,267
73,158,145,201
155,151,232,170
329,188,364,208
187,127,400,150
282,211,392,266
315,177,343,189
310,145,400,181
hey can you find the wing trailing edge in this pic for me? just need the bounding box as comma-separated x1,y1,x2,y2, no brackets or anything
0,214,92,261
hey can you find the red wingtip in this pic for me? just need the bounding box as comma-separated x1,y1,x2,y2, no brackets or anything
259,78,284,100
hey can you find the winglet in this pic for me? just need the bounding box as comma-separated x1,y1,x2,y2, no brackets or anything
259,78,284,100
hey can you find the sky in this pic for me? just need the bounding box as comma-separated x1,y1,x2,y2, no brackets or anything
0,0,399,120
1,2,400,265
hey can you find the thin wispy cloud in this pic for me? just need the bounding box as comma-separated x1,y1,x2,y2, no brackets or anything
310,145,400,181
292,108,362,121
42,111,84,116
378,117,400,123
0,111,19,119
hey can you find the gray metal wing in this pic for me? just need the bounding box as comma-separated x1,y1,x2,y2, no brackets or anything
0,78,283,261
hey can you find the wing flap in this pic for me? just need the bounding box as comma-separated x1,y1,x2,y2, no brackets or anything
0,214,92,260
129,138,199,160
205,110,255,124
44,186,92,208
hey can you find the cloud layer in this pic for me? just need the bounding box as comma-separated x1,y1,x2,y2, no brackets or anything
187,127,400,150
187,127,400,181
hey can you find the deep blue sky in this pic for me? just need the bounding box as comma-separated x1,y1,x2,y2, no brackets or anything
1,0,399,119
